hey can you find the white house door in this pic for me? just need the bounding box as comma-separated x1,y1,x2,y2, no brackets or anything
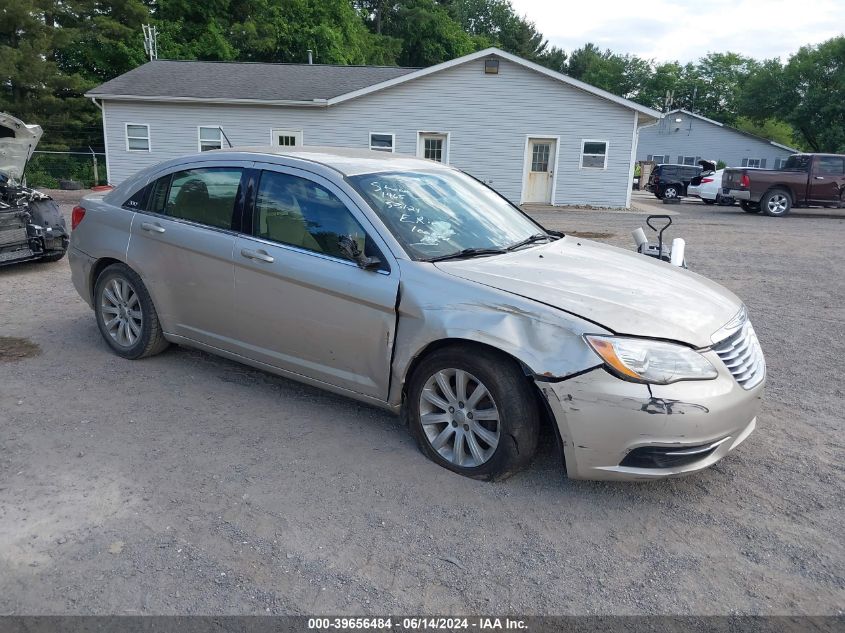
523,138,556,203
270,129,303,147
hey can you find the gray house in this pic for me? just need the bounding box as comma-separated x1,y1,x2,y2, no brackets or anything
637,109,796,169
86,48,661,208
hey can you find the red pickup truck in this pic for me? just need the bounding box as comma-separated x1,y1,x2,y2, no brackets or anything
722,154,845,216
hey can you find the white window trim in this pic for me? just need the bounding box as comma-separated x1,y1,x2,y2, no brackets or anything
369,132,395,153
269,129,303,147
746,158,763,168
416,131,450,164
519,134,561,205
680,155,699,166
580,139,608,170
197,126,223,152
125,122,150,152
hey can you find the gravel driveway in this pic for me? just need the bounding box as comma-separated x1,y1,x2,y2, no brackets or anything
1,191,843,615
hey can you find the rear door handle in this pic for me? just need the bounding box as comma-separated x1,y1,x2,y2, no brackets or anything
240,248,274,263
814,176,825,180
141,221,165,233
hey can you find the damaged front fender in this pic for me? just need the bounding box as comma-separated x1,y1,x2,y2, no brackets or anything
387,260,607,407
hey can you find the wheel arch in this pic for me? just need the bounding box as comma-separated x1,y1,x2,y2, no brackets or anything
399,337,565,468
89,257,124,304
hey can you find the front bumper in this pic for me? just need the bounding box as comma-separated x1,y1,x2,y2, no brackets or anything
725,188,751,201
537,353,764,481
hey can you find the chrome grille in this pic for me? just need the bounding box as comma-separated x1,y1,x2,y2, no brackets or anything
712,317,765,390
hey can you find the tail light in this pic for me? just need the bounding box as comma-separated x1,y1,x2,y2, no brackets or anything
71,205,86,230
740,173,750,188
701,178,714,184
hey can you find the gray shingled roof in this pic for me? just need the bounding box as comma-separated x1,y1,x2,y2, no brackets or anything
87,60,418,102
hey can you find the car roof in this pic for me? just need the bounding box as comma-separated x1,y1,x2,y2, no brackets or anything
204,145,452,176
657,163,701,168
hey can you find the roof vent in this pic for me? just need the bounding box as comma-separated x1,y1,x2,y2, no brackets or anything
484,59,499,75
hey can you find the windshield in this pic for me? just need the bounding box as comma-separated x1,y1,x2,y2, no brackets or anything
348,170,545,260
782,155,811,171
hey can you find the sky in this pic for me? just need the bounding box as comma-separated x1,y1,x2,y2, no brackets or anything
508,0,845,63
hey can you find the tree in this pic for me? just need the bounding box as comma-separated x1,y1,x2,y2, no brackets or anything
739,37,845,152
379,0,479,67
691,52,758,124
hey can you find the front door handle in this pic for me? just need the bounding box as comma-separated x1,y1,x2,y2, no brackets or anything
814,176,825,180
240,248,274,263
141,221,165,233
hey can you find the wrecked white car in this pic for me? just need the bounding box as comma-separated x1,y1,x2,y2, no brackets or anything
0,112,68,266
69,147,765,481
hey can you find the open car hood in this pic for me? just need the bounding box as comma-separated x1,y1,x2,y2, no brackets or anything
0,112,42,181
434,236,742,348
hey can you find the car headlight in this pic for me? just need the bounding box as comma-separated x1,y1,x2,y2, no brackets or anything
585,335,718,384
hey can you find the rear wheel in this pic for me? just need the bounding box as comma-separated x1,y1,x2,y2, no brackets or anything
407,345,540,481
740,201,761,213
94,263,169,359
661,185,679,199
761,189,792,217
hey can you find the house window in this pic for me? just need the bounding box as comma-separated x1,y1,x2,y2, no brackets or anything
418,132,448,163
198,126,223,152
743,158,766,168
484,59,499,74
647,154,666,164
126,124,150,152
581,140,608,169
369,133,394,152
531,143,551,172
270,129,302,147
679,155,700,166
774,158,784,169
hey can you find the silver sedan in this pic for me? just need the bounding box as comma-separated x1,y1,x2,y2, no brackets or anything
69,147,765,481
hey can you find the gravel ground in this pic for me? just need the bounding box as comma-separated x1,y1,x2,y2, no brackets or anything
1,190,843,615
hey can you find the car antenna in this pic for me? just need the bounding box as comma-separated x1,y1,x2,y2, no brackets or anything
218,127,233,148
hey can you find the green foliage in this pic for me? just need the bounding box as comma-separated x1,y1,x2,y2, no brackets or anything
2,0,842,157
734,116,800,150
716,160,726,170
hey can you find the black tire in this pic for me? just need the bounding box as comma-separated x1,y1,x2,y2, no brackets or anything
761,188,792,217
93,263,169,359
661,185,679,199
702,198,716,205
39,248,67,262
406,345,540,481
740,201,761,213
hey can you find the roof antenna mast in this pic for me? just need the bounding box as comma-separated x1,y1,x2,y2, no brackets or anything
142,24,158,61
307,49,313,64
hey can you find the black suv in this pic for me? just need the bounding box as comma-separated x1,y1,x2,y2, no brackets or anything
647,164,703,199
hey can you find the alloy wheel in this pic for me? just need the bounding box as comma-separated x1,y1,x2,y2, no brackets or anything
766,193,789,214
418,368,500,467
100,277,143,347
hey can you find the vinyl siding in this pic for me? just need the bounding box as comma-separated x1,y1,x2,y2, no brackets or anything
637,113,793,168
102,58,641,207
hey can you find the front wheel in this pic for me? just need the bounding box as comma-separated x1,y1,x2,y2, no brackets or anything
740,201,761,213
406,346,540,481
761,189,792,217
94,263,169,359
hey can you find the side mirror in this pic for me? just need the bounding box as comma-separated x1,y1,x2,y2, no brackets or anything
338,235,381,270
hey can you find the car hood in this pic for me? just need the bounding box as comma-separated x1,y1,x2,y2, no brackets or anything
434,236,742,348
0,112,42,181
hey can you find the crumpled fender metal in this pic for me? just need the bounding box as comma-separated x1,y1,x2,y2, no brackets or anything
387,260,608,407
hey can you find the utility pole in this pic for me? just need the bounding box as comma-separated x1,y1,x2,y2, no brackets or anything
142,25,158,61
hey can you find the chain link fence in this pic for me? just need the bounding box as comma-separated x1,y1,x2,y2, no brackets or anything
24,150,107,189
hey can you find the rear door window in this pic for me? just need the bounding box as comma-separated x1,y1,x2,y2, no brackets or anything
164,168,243,230
816,156,845,176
